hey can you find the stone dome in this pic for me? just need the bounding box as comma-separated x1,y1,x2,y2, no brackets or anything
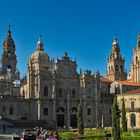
30,50,50,62
30,36,50,63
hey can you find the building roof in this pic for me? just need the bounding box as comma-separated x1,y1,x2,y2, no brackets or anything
117,80,140,87
118,88,140,96
100,76,113,83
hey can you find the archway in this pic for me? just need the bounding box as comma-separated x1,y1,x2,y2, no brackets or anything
7,65,12,73
56,107,65,128
70,107,77,128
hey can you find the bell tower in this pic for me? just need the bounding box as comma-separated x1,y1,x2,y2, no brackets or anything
1,25,18,79
106,35,127,81
129,34,140,82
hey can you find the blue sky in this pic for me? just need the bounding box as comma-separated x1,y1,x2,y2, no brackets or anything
0,0,140,77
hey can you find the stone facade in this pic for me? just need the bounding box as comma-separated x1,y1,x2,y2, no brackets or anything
0,27,112,129
117,89,140,129
2,26,140,129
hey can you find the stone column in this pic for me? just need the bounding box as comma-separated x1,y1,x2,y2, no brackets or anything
52,82,56,129
136,112,139,128
38,100,41,120
127,113,131,128
66,92,70,129
95,98,99,128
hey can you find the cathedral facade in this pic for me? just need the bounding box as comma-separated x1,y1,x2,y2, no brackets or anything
0,26,112,129
1,25,140,129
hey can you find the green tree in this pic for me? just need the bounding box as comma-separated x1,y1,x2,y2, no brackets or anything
122,97,127,132
112,96,121,140
77,99,84,135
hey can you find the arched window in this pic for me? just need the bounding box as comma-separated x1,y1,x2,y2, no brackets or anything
115,65,118,71
43,108,48,115
44,86,48,96
109,66,110,73
57,107,65,113
7,65,12,73
131,114,136,127
58,88,63,97
71,107,77,113
120,65,123,72
72,89,76,98
136,56,138,64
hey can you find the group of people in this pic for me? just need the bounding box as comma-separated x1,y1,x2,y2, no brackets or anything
35,127,59,140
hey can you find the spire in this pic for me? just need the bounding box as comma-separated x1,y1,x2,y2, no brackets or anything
63,51,69,60
112,34,118,45
7,24,11,36
37,35,44,51
80,68,82,74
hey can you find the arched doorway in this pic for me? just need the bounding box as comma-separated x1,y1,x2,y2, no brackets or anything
57,107,65,128
70,107,77,128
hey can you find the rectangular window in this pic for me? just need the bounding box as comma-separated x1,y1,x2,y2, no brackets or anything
9,107,14,115
44,86,48,96
131,101,134,109
2,107,5,112
72,89,76,98
87,108,91,115
58,88,63,97
44,108,48,115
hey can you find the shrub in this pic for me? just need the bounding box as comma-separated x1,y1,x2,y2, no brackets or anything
61,131,74,140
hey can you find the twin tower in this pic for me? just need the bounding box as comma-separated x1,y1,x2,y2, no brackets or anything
0,25,140,84
106,34,140,83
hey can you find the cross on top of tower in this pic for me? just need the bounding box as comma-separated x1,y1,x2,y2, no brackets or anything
112,34,118,46
7,24,11,36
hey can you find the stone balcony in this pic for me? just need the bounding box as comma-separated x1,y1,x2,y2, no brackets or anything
125,107,140,112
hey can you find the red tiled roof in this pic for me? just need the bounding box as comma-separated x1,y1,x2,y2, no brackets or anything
100,76,113,83
119,88,140,96
117,80,140,87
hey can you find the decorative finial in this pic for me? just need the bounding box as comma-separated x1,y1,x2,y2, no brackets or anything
112,33,118,46
98,70,100,75
8,24,11,36
64,52,68,57
114,33,117,42
37,34,44,51
39,34,42,42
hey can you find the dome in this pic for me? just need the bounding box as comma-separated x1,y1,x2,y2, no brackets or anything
30,50,50,62
30,36,50,63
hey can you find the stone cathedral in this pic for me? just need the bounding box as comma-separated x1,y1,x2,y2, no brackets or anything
0,26,140,129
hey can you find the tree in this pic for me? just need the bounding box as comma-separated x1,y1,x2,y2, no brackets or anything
77,99,84,135
112,96,121,140
122,97,127,132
